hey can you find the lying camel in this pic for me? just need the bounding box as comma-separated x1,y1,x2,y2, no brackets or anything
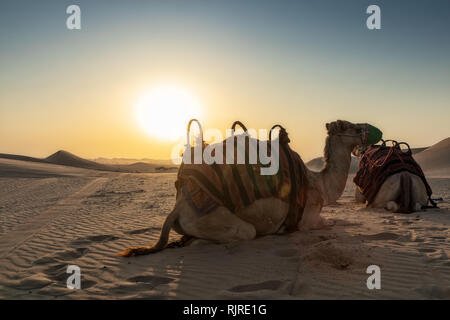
119,120,381,257
353,142,433,213
355,172,428,212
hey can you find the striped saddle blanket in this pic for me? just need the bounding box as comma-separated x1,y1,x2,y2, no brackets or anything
353,144,432,204
175,136,308,230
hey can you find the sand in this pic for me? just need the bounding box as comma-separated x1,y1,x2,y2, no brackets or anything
0,158,449,299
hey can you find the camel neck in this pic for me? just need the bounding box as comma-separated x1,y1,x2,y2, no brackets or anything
319,135,353,204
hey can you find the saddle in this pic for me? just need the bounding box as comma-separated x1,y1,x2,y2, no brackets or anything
175,120,309,232
353,140,433,208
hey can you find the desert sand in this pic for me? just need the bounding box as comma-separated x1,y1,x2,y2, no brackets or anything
0,155,449,299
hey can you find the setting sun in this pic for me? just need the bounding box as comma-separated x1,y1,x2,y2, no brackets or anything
135,85,202,141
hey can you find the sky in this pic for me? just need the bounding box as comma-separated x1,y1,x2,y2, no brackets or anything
1,0,449,162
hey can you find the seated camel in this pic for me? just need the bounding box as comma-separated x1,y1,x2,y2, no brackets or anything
119,120,382,257
353,141,436,213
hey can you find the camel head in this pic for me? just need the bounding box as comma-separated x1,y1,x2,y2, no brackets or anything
326,120,382,152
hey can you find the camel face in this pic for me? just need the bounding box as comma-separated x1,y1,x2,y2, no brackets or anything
326,120,380,151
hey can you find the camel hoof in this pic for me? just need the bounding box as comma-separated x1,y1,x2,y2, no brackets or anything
190,239,214,246
318,217,334,228
414,203,422,212
299,217,332,231
386,201,399,212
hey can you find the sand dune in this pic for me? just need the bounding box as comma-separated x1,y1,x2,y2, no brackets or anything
45,151,120,172
410,147,429,154
0,158,102,178
94,157,174,166
415,138,450,175
0,151,177,174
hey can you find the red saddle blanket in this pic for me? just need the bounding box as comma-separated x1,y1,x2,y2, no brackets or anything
353,145,432,205
175,136,308,230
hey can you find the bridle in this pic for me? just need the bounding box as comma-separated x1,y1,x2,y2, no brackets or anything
333,123,372,146
335,133,364,145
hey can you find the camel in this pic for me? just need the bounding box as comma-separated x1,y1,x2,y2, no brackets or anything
354,172,429,212
353,142,431,213
119,120,380,257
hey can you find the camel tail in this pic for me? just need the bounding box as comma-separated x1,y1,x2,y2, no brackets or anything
118,207,180,257
395,172,414,213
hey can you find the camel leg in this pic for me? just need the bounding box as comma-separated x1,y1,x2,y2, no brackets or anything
234,197,289,236
386,201,399,212
298,190,328,230
177,196,256,244
354,187,366,203
411,174,428,210
370,174,401,209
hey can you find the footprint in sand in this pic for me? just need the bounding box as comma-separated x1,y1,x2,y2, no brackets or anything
417,248,437,253
81,279,97,289
143,203,160,209
16,274,52,291
43,263,70,282
127,275,174,285
86,234,120,242
333,219,362,227
124,227,158,235
415,285,450,299
152,192,173,198
70,234,119,246
37,247,90,283
33,248,89,268
42,263,98,289
227,280,284,293
33,256,58,266
54,247,89,260
429,227,447,231
360,232,399,241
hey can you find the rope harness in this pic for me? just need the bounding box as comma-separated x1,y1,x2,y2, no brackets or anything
270,124,307,231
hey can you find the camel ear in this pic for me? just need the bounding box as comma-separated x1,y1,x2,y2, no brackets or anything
326,123,330,131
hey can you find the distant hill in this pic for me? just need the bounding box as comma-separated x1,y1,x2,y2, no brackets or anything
0,151,178,173
305,157,325,171
93,157,173,166
414,138,450,173
45,151,118,171
0,153,48,164
410,147,428,154
306,156,359,173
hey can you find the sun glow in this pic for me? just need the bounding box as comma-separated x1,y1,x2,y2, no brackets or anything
135,85,203,141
